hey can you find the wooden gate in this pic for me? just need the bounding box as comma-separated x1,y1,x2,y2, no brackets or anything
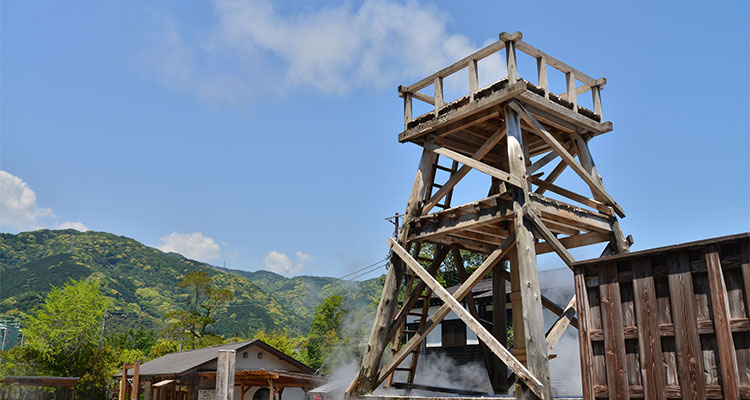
574,233,750,399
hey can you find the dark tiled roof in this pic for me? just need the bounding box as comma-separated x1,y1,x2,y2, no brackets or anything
120,340,312,377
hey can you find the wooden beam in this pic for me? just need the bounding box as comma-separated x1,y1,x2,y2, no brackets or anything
423,142,525,189
389,237,545,398
510,101,625,218
423,126,507,214
452,246,501,393
705,246,740,400
525,209,576,268
545,296,576,352
526,150,559,176
376,234,516,388
530,176,611,215
505,104,551,400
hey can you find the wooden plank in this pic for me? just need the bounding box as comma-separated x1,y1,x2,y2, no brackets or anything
525,209,577,268
349,149,437,395
705,246,740,400
526,150,559,176
530,176,611,214
376,235,516,388
545,296,577,352
216,350,236,400
510,101,625,218
599,263,630,400
492,258,509,393
389,237,546,398
667,252,706,400
505,104,551,400
631,257,667,400
515,40,596,85
536,232,610,255
423,142,525,189
423,126,507,214
534,159,567,196
452,246,501,393
575,266,596,400
404,40,506,93
741,239,750,331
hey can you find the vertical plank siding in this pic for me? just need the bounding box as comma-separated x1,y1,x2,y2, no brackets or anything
574,234,750,399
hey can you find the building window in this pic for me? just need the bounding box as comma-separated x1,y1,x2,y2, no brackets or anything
441,319,466,347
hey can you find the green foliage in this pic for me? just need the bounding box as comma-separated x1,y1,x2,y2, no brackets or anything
3,279,114,397
149,338,180,358
105,327,157,355
306,295,344,373
0,230,381,338
253,329,306,363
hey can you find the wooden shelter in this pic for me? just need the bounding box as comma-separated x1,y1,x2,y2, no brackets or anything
119,340,323,400
347,31,630,400
573,233,750,399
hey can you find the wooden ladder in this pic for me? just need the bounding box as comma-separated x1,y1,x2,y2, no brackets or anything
385,157,459,388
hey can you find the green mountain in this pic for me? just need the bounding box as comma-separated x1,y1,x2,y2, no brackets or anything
0,229,381,337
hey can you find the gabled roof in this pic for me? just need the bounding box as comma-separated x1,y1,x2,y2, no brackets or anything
121,339,313,377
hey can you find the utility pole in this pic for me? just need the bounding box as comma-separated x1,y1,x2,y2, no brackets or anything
98,308,108,352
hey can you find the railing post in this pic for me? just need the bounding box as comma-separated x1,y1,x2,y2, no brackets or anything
434,76,444,116
500,32,522,83
566,71,577,111
592,78,606,119
537,55,548,98
468,59,479,102
400,85,412,130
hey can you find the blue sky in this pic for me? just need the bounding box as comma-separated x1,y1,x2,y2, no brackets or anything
1,0,748,278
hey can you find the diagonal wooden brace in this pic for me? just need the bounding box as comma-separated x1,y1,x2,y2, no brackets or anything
525,208,576,268
388,237,546,399
375,234,516,388
508,101,625,218
422,125,507,214
423,142,526,189
545,296,577,353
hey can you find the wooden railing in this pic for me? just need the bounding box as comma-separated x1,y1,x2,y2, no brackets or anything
398,31,607,130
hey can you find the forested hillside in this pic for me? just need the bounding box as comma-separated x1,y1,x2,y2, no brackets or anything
0,229,381,337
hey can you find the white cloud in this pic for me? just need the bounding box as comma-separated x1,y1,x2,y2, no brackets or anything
143,0,505,102
58,221,89,232
157,231,221,262
264,250,313,276
0,170,56,231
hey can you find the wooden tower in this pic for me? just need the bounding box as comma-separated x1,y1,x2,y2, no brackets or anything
347,32,630,400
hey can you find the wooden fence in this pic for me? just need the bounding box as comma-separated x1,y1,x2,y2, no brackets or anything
574,233,750,399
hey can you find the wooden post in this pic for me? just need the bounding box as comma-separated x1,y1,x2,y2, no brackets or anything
120,363,129,400
468,59,479,101
565,71,577,110
144,381,152,400
536,56,548,98
505,103,552,400
571,133,629,254
501,33,519,83
131,361,140,400
510,250,526,366
348,148,437,394
188,374,200,400
216,350,236,400
492,259,508,392
592,85,603,118
434,76,444,116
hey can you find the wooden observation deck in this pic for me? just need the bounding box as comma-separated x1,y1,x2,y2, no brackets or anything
349,32,631,400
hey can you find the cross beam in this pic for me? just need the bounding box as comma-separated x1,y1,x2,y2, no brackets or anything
388,237,546,399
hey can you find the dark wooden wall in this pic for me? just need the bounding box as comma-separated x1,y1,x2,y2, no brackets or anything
574,233,750,399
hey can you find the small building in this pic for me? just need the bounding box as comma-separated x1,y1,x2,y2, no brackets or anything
121,339,324,400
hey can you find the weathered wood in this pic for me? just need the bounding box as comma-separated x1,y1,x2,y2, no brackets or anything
536,56,548,97
599,263,630,400
570,132,629,252
565,71,577,110
452,246,502,393
705,246,740,400
667,252,706,400
376,235,516,388
492,257,509,393
434,76,444,115
131,362,140,400
422,142,525,189
349,149,437,395
525,210,576,268
503,34,519,83
505,104,551,400
510,101,625,219
388,237,546,398
423,126,507,214
631,257,666,400
216,350,236,400
468,59,479,99
575,265,596,400
545,296,576,352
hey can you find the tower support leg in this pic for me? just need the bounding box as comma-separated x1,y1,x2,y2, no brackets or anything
505,104,552,400
348,148,437,395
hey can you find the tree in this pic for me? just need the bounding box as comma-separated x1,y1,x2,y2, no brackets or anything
306,295,344,373
7,279,113,397
164,271,234,346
